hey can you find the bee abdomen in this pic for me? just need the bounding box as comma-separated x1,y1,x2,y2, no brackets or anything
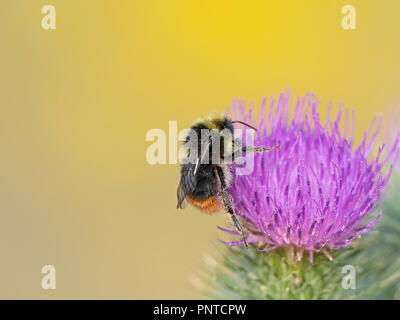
187,196,222,213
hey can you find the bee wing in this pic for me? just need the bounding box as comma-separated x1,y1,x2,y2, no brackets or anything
177,160,199,209
177,139,211,210
177,180,188,209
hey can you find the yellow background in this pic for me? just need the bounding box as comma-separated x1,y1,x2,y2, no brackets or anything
0,0,399,298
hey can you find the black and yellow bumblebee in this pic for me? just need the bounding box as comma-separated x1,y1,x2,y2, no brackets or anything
177,114,279,248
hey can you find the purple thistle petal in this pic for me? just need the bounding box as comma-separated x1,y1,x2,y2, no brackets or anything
217,226,240,235
257,245,279,252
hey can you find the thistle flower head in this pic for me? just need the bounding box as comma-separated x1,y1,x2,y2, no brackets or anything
220,91,399,263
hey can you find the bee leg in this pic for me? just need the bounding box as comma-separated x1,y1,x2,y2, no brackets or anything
216,167,249,249
242,145,280,153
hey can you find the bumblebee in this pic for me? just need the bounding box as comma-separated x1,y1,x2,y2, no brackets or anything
177,114,279,248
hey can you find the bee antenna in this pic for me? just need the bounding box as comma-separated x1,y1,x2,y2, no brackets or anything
231,120,258,131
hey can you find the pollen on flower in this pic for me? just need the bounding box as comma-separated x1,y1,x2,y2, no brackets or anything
219,91,400,263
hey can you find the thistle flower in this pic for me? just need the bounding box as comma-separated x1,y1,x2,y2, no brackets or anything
220,91,399,263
